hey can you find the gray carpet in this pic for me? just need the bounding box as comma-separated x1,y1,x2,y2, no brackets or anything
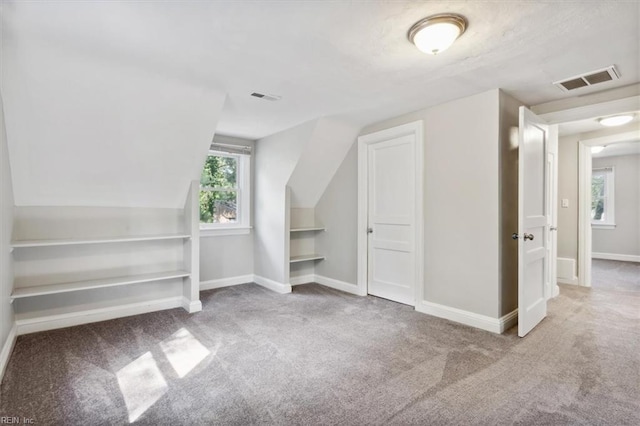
592,259,640,292
1,282,639,425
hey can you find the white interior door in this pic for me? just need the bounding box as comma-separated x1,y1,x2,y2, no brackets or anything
366,134,416,305
518,106,551,337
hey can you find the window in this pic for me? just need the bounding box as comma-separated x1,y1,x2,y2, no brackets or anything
200,149,250,235
591,167,615,227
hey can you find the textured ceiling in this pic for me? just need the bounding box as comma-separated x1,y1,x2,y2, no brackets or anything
2,1,639,140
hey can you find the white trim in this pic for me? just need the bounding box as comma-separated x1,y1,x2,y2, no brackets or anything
289,274,315,286
0,323,17,382
592,224,616,230
314,275,364,296
357,120,424,303
592,252,640,263
15,296,184,335
200,227,251,237
416,301,516,334
535,95,640,124
500,309,519,333
253,275,292,294
200,275,254,290
558,278,580,285
181,297,202,313
578,141,593,287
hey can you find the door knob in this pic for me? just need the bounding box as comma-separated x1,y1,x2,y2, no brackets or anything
367,227,374,234
550,226,558,231
512,233,534,241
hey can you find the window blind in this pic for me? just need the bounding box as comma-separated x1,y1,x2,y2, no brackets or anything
209,142,252,155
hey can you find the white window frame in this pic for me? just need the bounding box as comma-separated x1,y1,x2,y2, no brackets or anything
200,150,251,236
591,167,615,229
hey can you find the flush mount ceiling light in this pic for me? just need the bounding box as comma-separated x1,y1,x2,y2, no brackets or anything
408,13,467,55
591,146,605,154
598,114,634,127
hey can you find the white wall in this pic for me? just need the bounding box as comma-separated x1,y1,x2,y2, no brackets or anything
592,154,640,257
315,143,358,285
253,121,314,284
351,89,515,319
557,134,580,261
199,135,255,283
0,92,16,375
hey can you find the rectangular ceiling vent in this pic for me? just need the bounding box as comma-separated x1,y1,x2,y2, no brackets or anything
553,65,620,92
250,92,282,101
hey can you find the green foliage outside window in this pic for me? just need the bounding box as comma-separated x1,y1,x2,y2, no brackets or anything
200,155,238,224
591,174,605,221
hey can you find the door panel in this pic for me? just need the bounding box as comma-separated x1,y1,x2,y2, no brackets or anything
367,135,416,306
518,107,550,337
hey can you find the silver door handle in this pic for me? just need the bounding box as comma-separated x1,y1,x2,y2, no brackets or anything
550,227,558,231
367,227,373,234
512,233,534,241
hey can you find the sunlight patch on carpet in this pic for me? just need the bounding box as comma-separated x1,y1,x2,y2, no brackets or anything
116,352,168,423
160,328,210,378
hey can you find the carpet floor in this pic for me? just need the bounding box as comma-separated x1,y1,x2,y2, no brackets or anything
592,258,640,292
1,282,639,425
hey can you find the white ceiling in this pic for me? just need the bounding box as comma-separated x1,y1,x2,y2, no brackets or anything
2,1,639,140
559,111,640,136
592,140,640,158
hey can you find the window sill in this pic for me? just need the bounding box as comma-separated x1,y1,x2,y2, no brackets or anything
200,227,252,237
592,224,616,230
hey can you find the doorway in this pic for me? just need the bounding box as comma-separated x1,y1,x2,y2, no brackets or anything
356,121,424,305
578,135,640,288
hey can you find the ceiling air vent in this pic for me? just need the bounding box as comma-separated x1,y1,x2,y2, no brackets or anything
553,65,620,92
250,92,282,101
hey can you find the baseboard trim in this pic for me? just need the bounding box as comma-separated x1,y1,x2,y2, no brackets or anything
15,296,184,335
0,323,17,382
289,274,315,286
200,275,254,291
499,309,518,333
253,275,292,294
592,252,640,263
416,300,508,334
557,278,579,286
314,275,364,296
182,297,202,313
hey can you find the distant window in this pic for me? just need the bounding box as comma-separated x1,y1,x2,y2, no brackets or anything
200,151,250,231
591,167,615,226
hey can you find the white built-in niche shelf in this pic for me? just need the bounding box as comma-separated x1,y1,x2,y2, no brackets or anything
289,254,326,264
11,270,190,301
289,226,325,233
11,233,191,249
10,181,202,314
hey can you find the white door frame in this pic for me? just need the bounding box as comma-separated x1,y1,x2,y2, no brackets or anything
357,120,424,304
536,94,640,288
578,129,640,287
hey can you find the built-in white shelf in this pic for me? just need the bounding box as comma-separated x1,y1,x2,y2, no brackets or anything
11,270,190,300
290,226,325,233
289,254,325,264
11,233,191,249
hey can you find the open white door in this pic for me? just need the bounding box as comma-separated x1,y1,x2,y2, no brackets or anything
517,106,552,337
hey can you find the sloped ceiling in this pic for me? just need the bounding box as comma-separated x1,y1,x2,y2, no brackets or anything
287,118,360,208
1,2,226,207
